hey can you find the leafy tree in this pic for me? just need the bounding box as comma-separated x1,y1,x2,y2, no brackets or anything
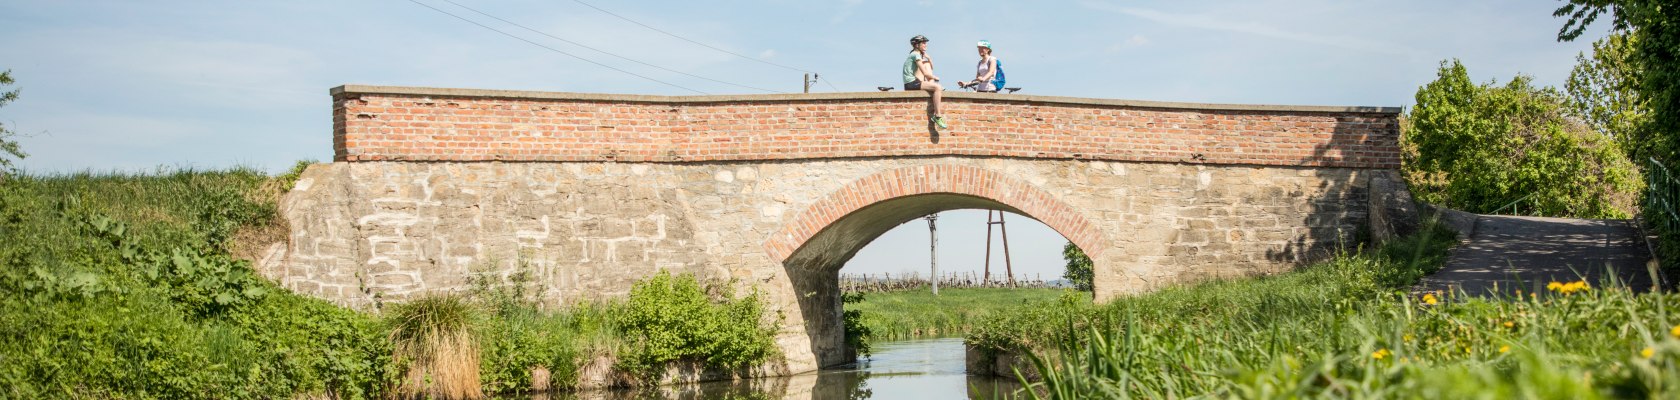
1557,0,1680,281
1566,33,1652,161
0,70,24,172
1404,59,1641,219
1557,1,1680,160
1062,242,1092,292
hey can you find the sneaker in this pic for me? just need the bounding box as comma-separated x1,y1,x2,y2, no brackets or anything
934,116,949,130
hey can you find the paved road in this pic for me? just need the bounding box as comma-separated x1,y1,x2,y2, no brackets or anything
1415,215,1659,296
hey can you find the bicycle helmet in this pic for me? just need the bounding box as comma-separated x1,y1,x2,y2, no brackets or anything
910,35,929,45
977,40,992,49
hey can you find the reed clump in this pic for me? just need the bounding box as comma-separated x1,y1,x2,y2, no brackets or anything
389,295,483,400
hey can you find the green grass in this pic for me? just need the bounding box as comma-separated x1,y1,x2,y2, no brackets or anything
0,166,393,399
973,222,1680,398
0,167,783,398
847,287,1068,341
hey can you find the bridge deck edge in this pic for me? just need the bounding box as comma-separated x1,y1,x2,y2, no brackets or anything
329,84,1402,114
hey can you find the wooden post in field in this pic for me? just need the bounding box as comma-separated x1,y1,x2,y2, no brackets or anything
926,213,939,296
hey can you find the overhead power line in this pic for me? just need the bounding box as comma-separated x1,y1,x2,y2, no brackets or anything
437,0,786,94
403,0,707,95
569,0,816,75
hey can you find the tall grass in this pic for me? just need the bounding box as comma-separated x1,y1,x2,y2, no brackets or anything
1022,281,1680,399
974,221,1680,398
390,295,483,400
969,223,1455,356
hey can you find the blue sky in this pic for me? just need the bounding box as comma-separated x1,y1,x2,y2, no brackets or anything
0,0,1608,279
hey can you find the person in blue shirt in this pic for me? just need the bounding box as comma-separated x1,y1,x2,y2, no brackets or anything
902,35,947,130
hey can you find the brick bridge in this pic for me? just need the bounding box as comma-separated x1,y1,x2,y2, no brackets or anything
260,85,1409,373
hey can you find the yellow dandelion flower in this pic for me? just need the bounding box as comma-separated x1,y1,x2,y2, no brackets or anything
1422,293,1439,305
1642,347,1655,359
1403,334,1414,342
1503,321,1515,329
1499,345,1510,354
1671,324,1680,339
1372,349,1391,360
1547,281,1564,292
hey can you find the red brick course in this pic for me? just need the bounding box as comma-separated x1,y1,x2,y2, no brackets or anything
332,86,1401,169
762,164,1104,262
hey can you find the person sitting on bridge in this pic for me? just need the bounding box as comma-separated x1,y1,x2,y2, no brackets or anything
958,40,999,93
903,35,948,130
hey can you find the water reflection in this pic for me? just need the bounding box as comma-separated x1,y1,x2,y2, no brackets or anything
531,338,1024,399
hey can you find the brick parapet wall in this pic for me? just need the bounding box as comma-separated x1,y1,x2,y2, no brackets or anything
331,85,1402,168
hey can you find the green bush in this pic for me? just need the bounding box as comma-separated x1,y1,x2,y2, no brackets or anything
475,308,590,393
1404,59,1642,218
469,265,605,394
614,271,779,377
1062,242,1094,292
840,291,873,357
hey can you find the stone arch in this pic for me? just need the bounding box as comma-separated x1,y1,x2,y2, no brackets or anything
765,164,1108,368
763,164,1106,264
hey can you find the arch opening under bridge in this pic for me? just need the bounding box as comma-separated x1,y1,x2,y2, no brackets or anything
768,165,1105,367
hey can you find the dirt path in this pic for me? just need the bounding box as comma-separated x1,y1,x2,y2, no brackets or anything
1415,215,1659,296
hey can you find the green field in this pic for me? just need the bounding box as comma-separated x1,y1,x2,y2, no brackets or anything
846,287,1069,341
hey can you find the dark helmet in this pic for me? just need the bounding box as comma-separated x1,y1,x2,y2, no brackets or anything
910,35,929,45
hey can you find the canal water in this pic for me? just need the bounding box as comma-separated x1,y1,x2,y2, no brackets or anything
547,338,1024,399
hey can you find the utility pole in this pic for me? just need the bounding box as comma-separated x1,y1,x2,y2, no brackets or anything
926,213,939,296
983,210,1016,286
803,73,819,93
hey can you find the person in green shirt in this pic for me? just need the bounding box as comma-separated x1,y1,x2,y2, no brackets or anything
903,35,947,130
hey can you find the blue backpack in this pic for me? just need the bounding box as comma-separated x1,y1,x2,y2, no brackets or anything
991,59,1006,91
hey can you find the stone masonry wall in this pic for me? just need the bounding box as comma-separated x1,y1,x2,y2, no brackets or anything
264,158,1388,372
269,85,1405,373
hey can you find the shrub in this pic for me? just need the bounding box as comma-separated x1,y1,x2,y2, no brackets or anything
1404,59,1642,218
1062,242,1093,292
468,264,601,394
841,291,873,357
614,271,779,378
